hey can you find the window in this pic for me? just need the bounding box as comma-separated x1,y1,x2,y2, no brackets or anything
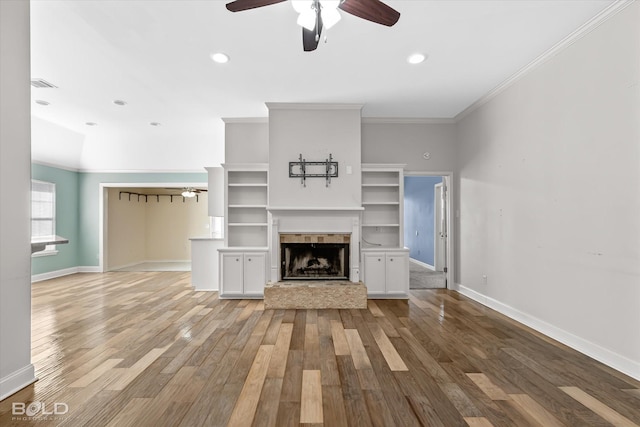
31,180,57,255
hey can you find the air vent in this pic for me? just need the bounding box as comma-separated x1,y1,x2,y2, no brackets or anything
30,78,57,89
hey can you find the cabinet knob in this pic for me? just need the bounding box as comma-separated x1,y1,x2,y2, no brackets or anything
236,258,239,262
248,258,251,261
378,258,381,262
390,258,394,262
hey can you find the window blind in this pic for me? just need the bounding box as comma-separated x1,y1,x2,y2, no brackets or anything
31,180,56,238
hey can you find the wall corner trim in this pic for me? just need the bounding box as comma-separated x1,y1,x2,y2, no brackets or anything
0,364,36,401
454,0,635,122
455,284,640,381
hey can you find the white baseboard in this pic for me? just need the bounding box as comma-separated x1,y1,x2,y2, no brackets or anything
0,364,36,401
32,266,101,282
31,267,79,283
455,283,640,381
409,258,435,271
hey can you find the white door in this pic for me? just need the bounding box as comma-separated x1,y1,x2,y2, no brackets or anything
385,253,408,294
221,253,243,295
364,253,386,294
434,182,447,273
243,253,266,295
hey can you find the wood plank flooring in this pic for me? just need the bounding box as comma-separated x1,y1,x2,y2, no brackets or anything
1,271,639,426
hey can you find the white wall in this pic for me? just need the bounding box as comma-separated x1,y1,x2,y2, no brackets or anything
268,104,362,208
31,117,85,169
362,121,457,172
0,0,36,399
455,2,640,378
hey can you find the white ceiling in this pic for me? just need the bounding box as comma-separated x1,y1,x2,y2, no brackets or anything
29,0,614,171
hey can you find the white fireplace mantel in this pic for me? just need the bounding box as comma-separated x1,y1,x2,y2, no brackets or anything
267,207,362,283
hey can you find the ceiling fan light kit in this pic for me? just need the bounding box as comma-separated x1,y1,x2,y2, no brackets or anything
225,0,400,51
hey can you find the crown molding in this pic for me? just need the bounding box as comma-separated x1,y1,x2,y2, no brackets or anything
455,0,635,122
222,117,268,124
362,117,455,124
265,102,364,110
32,159,80,172
77,168,208,174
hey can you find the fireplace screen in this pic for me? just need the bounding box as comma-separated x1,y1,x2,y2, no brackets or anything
281,243,349,280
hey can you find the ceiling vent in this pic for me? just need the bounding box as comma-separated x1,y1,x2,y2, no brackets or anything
30,78,57,89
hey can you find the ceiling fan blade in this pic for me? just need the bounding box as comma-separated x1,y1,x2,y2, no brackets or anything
302,12,323,51
338,0,400,26
226,0,286,12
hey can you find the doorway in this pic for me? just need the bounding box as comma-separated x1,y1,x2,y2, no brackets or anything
99,183,209,272
403,173,452,289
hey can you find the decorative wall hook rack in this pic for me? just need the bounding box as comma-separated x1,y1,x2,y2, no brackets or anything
118,191,200,203
289,153,338,187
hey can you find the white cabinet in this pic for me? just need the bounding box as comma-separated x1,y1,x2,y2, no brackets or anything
190,238,224,291
363,249,409,298
220,250,266,298
243,253,266,295
363,253,386,294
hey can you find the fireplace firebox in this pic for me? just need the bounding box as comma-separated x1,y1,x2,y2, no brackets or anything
280,234,350,280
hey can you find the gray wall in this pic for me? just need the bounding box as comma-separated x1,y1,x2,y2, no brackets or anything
361,121,457,172
224,120,269,164
455,2,640,377
268,105,362,208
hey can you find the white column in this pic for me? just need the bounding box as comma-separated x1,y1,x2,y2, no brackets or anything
0,0,36,399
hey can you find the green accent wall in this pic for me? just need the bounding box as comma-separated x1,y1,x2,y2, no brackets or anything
31,164,207,274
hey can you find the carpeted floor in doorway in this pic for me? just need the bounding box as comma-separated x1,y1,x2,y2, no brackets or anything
410,261,446,289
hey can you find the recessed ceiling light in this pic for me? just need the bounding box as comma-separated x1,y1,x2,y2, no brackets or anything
113,99,127,106
85,122,98,126
150,122,161,127
408,53,426,64
35,100,50,106
211,53,230,64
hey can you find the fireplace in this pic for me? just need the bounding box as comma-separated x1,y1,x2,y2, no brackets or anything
280,234,350,280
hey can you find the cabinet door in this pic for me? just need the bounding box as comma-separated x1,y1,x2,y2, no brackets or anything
385,253,408,294
364,253,386,294
221,253,243,295
243,253,266,296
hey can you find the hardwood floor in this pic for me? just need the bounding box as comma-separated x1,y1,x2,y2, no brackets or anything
1,271,639,426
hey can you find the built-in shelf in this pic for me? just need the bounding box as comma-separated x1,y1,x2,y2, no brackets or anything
267,206,365,212
224,164,269,248
362,202,399,206
361,164,405,248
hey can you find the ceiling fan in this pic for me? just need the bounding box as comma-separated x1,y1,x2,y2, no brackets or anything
225,0,400,51
165,187,208,198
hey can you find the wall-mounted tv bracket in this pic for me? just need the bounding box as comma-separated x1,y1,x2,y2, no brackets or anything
289,153,338,187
